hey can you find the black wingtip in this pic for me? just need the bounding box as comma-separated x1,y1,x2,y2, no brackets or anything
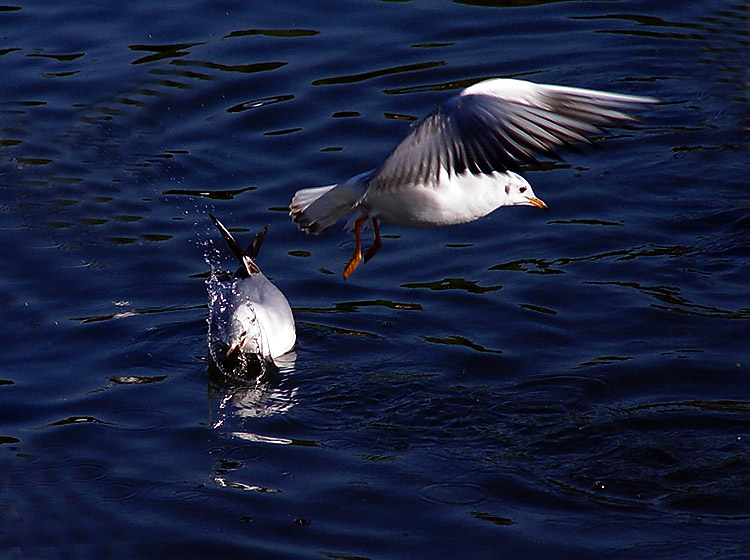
209,213,245,264
210,214,265,276
246,224,270,261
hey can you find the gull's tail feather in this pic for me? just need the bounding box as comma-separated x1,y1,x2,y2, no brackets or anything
290,183,361,234
209,214,266,276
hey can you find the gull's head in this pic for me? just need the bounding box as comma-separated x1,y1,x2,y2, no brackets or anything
503,173,548,211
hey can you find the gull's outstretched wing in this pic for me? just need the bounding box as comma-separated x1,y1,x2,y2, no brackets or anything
370,79,657,190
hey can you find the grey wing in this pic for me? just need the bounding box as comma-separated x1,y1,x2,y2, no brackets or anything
370,85,655,190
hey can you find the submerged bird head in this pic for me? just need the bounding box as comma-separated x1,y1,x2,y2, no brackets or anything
503,173,548,211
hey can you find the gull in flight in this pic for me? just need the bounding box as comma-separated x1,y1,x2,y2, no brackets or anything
290,78,655,278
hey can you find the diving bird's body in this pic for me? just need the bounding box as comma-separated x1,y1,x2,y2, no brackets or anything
207,215,295,367
290,78,656,278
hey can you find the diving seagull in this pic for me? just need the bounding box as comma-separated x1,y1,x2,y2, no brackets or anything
208,215,295,367
289,78,656,278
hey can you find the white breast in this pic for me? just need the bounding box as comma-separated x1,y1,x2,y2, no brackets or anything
359,169,530,227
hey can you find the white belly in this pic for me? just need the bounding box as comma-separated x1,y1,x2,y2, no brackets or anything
359,170,530,227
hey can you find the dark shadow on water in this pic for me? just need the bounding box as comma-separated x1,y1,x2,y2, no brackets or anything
206,350,277,388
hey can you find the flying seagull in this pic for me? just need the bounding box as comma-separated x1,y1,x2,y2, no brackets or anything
289,78,656,278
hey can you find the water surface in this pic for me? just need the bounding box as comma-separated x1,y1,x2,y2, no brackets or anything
1,0,748,558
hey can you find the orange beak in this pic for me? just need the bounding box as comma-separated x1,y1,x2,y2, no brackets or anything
526,197,549,211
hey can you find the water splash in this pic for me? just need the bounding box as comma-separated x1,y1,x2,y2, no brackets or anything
205,266,271,380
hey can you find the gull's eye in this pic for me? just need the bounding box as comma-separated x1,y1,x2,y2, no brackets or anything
519,186,527,193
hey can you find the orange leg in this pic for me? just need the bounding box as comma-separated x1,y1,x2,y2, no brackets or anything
343,215,368,279
363,218,381,263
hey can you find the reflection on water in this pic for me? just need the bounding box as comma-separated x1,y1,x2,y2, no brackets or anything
311,60,447,86
587,280,750,319
421,334,503,354
491,245,699,272
402,277,503,293
206,352,300,493
208,368,298,422
163,185,257,199
72,301,203,324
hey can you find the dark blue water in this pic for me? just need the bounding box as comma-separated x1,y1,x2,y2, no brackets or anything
1,0,748,558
